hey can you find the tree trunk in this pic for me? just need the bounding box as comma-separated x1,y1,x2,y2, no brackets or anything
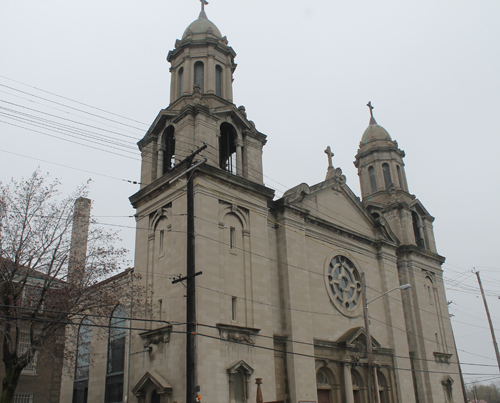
0,362,23,403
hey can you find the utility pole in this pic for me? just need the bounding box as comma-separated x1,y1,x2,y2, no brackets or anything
171,145,207,403
361,273,378,403
475,270,500,373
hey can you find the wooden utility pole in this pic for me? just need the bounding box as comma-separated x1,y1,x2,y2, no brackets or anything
361,273,378,403
475,270,500,373
171,145,207,403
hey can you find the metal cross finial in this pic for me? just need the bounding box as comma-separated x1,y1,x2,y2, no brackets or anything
200,0,209,11
324,146,334,169
367,101,374,118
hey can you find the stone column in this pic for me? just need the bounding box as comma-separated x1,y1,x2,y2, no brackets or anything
170,66,176,103
183,58,191,95
235,139,243,176
157,146,165,179
374,369,381,403
343,362,354,403
207,55,215,94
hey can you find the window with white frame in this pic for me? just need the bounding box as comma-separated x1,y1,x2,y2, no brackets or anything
13,393,33,403
19,333,37,374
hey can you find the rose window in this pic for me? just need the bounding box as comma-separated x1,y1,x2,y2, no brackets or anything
325,255,362,317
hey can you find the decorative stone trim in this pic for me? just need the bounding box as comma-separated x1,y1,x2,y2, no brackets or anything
433,352,453,364
139,325,172,348
216,323,260,345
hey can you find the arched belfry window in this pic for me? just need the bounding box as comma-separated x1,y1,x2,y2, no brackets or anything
105,306,127,403
219,123,237,174
382,163,392,191
73,318,92,403
177,67,184,97
412,211,426,248
194,61,204,93
368,166,377,193
216,65,223,97
162,125,175,173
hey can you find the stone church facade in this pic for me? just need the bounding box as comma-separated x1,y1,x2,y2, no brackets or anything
60,7,464,403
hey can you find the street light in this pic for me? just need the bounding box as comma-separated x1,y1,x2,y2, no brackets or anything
361,273,411,403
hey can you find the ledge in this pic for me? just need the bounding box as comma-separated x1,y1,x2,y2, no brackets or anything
139,325,172,347
216,323,260,345
433,351,453,364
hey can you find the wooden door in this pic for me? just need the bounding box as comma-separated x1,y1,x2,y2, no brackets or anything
317,389,331,403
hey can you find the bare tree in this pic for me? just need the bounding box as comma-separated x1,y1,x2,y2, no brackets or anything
0,171,138,403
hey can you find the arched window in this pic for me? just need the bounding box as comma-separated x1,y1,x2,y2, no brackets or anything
219,123,237,174
351,369,364,403
216,65,223,97
377,370,389,403
73,318,92,403
316,367,336,403
412,211,425,248
194,61,204,93
105,306,127,403
382,163,392,191
368,166,377,193
162,125,175,173
396,165,404,190
177,67,184,97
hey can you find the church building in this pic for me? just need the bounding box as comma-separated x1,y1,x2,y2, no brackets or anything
61,5,464,403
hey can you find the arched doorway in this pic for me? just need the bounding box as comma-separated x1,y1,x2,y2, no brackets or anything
317,367,336,403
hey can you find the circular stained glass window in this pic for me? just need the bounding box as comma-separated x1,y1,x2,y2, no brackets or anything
325,255,362,317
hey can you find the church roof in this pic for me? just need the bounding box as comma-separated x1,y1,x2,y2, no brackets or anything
183,11,222,39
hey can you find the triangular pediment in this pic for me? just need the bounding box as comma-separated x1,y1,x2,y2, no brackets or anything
336,326,381,351
281,176,387,241
132,370,173,397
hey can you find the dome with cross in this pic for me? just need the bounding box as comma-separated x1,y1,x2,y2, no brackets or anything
182,11,222,39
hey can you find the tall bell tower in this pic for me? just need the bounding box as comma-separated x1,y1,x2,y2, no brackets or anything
136,5,267,188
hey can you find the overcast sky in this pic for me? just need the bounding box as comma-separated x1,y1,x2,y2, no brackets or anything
1,0,500,386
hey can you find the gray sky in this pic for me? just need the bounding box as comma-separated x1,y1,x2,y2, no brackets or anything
1,0,499,386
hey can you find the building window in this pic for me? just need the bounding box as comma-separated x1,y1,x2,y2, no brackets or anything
194,61,204,93
351,369,364,403
377,370,389,403
178,67,184,97
325,255,362,317
73,318,92,403
13,394,33,403
219,123,237,173
228,361,254,403
19,333,37,374
441,376,454,403
105,306,126,403
216,65,223,97
232,297,237,321
382,163,392,191
162,125,175,174
368,166,377,193
159,230,165,255
230,227,236,249
396,165,404,190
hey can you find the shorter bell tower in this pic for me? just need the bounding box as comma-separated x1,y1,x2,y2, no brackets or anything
354,102,437,252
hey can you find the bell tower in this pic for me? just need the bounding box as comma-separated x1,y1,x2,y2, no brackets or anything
136,5,267,188
354,102,438,252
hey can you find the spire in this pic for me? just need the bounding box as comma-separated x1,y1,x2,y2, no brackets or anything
367,101,377,125
199,0,209,19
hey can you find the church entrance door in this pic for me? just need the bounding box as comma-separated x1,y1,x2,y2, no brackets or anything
317,389,331,403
